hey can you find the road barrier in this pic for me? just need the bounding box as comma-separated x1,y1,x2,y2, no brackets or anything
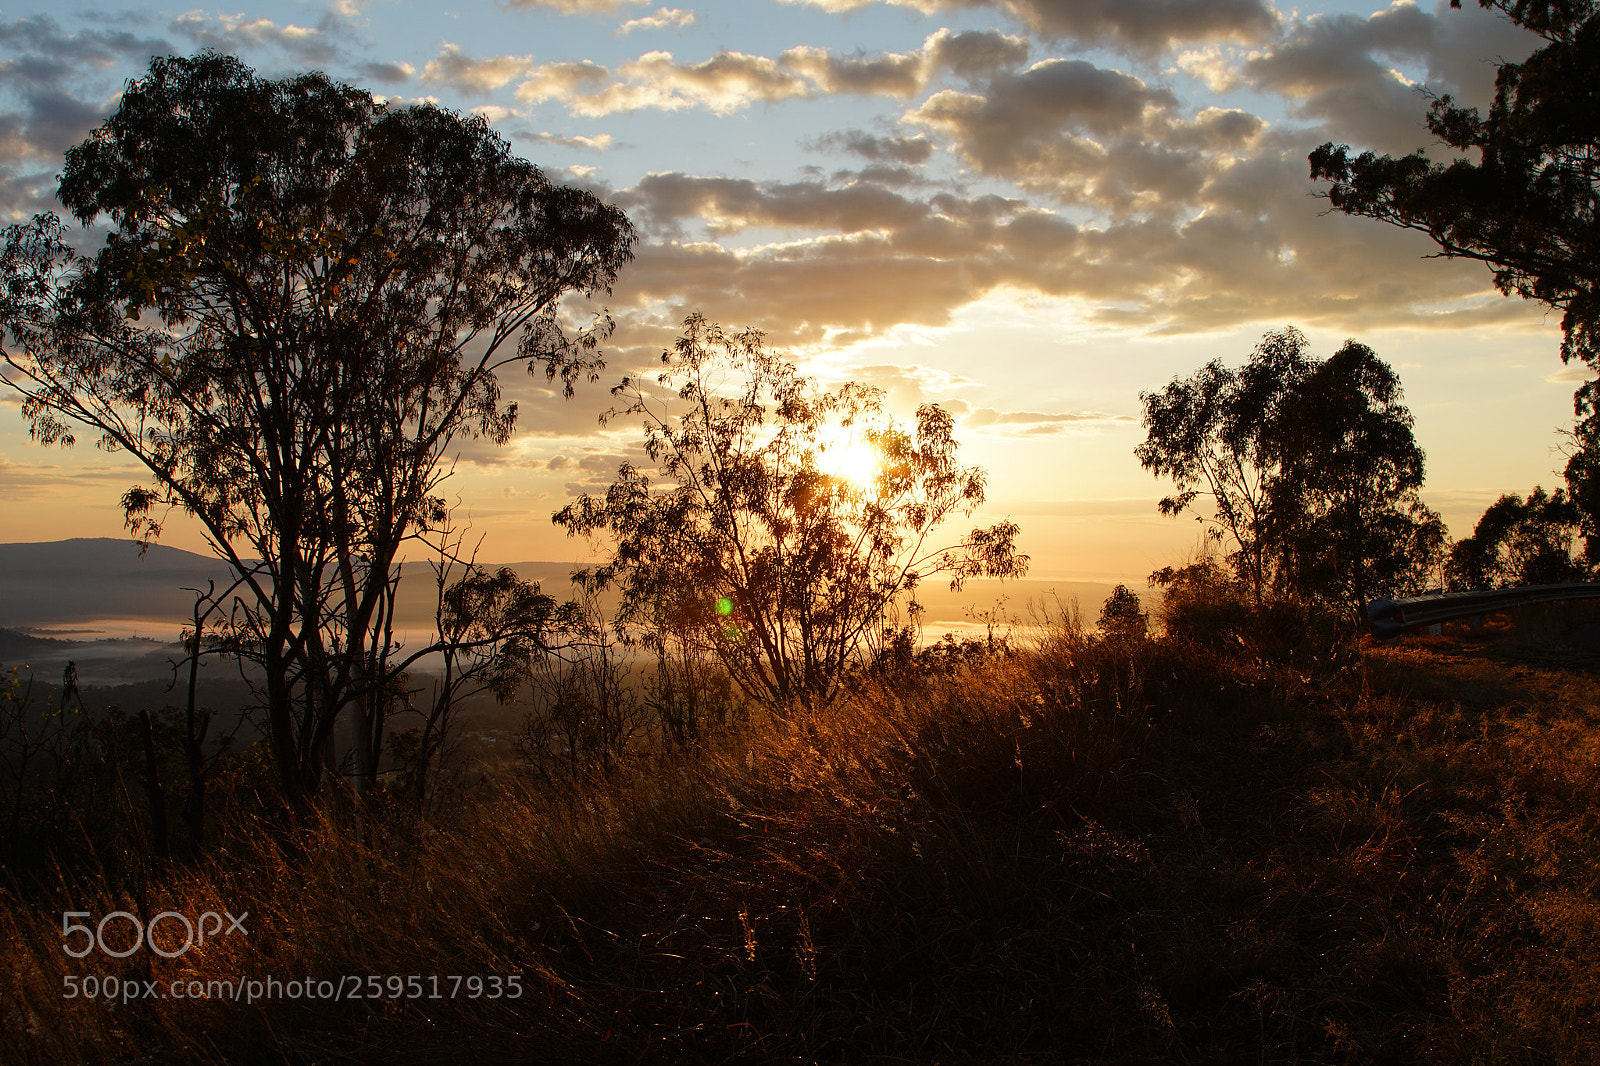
1366,582,1600,639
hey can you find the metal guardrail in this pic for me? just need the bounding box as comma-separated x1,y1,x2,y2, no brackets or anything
1366,582,1600,639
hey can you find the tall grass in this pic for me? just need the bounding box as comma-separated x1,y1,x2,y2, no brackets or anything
2,598,1598,1063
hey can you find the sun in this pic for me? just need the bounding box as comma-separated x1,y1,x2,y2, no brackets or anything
814,428,881,492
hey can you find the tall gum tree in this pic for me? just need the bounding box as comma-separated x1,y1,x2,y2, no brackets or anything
1139,327,1444,618
1310,0,1600,556
0,53,635,808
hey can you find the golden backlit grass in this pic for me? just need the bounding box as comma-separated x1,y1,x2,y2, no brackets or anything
3,609,1600,1063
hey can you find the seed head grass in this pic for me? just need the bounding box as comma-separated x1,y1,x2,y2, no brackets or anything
3,604,1599,1063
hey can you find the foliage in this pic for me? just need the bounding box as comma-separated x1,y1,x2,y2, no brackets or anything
0,53,634,807
1151,556,1252,643
1264,339,1448,615
1447,485,1588,588
1309,0,1600,369
555,312,1026,712
1138,327,1444,617
515,573,654,781
1136,328,1312,600
1097,584,1149,641
9,604,1600,1063
1310,0,1600,563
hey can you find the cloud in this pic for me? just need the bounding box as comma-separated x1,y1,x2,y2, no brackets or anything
0,16,172,88
470,104,517,123
778,0,1279,54
912,59,1177,157
779,45,927,97
617,173,931,235
0,452,144,501
923,27,1031,78
421,44,538,95
169,12,338,65
514,60,611,106
617,7,696,34
999,0,1279,53
601,124,1530,350
959,406,1138,435
516,30,1034,117
522,130,615,150
810,130,936,165
1230,0,1543,154
503,0,648,11
518,50,810,114
0,89,106,165
355,60,415,85
907,59,1251,212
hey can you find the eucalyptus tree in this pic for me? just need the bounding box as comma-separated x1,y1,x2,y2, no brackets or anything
1139,328,1444,617
0,53,635,807
1310,0,1600,555
1447,486,1587,589
1136,327,1314,601
555,313,1026,713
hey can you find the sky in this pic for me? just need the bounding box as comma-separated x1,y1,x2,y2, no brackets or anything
0,0,1582,583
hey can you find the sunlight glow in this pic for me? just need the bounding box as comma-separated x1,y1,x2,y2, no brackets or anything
813,429,881,492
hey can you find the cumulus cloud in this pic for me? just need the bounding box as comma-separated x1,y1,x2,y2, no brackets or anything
779,0,1278,54
779,45,927,97
355,60,415,85
514,60,611,106
516,30,1034,117
616,173,933,238
522,130,615,150
907,59,1251,212
601,124,1522,350
1228,0,1542,154
617,7,696,34
170,12,338,65
810,130,936,165
470,104,517,123
421,44,538,95
518,50,809,114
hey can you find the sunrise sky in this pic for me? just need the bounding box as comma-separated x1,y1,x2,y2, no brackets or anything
0,0,1582,582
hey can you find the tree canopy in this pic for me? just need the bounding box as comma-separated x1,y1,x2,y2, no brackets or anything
555,313,1026,712
1309,0,1600,368
1447,486,1587,588
1138,327,1444,616
0,53,635,806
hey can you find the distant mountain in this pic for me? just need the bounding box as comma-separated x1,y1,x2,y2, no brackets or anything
0,538,1126,642
0,538,235,632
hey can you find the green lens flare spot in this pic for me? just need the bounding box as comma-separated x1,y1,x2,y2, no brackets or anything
716,596,734,616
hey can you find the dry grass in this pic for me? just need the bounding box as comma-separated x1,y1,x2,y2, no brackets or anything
3,609,1599,1063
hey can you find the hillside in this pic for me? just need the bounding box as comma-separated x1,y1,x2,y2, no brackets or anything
3,610,1598,1064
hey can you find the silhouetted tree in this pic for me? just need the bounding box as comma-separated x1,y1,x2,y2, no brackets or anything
555,313,1026,712
1310,0,1600,563
0,53,634,808
1447,486,1587,588
1097,585,1149,641
1310,0,1599,368
1139,327,1444,618
1136,327,1314,601
1265,341,1447,616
